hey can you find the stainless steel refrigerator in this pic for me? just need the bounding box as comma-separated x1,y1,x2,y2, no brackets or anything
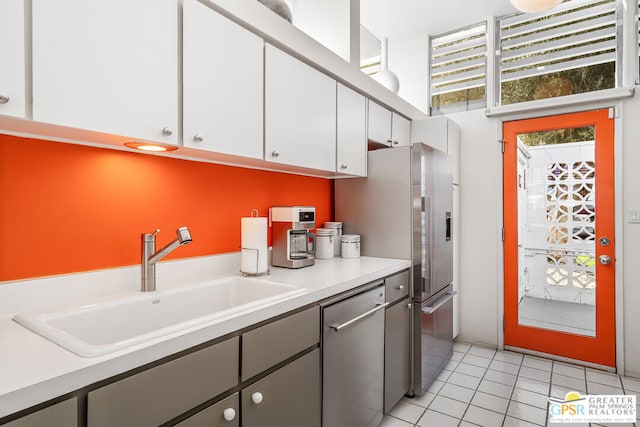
335,142,455,397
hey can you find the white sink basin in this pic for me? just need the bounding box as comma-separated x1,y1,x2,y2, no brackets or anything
13,277,305,357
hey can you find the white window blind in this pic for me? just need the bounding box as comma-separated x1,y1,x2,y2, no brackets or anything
429,22,487,113
499,0,618,84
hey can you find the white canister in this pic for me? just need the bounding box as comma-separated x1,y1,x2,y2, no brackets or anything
315,228,335,259
324,221,342,256
341,234,360,259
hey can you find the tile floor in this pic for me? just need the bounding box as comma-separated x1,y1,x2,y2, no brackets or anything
381,342,640,427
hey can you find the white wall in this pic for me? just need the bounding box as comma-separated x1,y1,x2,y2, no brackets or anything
388,36,429,112
291,0,351,61
447,109,503,348
621,95,640,377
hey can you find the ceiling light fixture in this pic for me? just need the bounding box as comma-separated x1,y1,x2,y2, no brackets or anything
509,0,562,13
124,142,178,152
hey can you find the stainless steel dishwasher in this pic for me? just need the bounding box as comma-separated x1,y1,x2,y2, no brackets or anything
322,282,387,427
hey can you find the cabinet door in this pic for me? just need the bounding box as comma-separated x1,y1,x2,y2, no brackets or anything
265,44,336,172
367,100,392,145
183,0,263,158
32,0,178,144
391,113,411,147
0,0,26,118
242,349,320,427
3,398,77,427
336,84,367,176
176,393,239,427
384,297,411,413
88,337,239,427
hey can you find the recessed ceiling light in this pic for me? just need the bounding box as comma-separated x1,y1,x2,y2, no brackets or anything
124,142,178,152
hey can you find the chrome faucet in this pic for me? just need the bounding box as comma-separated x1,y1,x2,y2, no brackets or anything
141,226,192,291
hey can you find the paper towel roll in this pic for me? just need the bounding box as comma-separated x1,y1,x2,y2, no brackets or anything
241,217,268,274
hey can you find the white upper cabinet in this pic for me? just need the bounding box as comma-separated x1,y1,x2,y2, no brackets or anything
265,44,336,172
182,0,263,159
336,84,366,177
391,113,410,147
0,0,26,118
367,100,392,146
31,0,178,145
368,100,410,147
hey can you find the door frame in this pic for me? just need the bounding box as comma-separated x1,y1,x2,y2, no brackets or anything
496,102,625,373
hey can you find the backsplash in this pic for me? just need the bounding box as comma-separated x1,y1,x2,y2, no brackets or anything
0,135,333,282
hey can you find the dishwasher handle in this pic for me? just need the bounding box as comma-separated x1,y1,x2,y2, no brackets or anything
329,302,390,332
422,291,457,315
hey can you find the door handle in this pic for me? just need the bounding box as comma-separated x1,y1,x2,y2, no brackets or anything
330,302,389,331
599,255,612,265
422,291,457,315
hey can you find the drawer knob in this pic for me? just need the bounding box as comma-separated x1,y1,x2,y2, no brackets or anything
271,151,280,158
162,127,173,136
223,408,236,421
0,92,9,104
340,164,348,170
396,285,404,290
193,134,204,143
251,392,263,404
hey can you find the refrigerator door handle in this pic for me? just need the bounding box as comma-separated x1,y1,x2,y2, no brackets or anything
422,291,457,315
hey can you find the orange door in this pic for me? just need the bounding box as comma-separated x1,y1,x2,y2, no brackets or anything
503,109,615,367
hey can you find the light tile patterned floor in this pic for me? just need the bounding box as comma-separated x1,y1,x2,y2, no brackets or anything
381,342,640,427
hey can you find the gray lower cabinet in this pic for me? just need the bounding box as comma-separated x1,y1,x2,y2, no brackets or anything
242,349,320,427
87,337,239,427
384,296,412,413
176,393,239,427
2,398,77,427
242,306,319,381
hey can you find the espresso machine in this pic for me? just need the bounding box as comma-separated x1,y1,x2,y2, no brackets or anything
269,206,316,268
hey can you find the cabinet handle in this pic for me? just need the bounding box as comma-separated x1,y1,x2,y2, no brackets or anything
223,408,236,421
251,392,264,404
162,127,173,136
193,134,204,143
0,92,9,104
340,164,348,170
386,139,393,145
393,140,399,145
271,151,280,158
396,285,404,290
407,303,412,309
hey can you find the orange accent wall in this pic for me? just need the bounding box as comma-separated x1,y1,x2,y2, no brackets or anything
0,135,334,282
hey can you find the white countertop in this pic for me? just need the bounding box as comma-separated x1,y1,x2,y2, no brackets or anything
0,254,410,418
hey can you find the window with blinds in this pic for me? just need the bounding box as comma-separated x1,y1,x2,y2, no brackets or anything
429,22,487,115
499,0,619,105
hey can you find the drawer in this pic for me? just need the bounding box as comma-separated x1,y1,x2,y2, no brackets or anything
385,270,409,303
176,393,239,427
3,398,77,427
88,337,239,427
242,306,319,381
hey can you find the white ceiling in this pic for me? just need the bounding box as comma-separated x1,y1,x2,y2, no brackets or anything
360,0,518,41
